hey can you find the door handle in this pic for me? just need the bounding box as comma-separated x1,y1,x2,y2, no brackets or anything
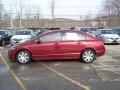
78,42,82,44
54,43,58,45
54,43,59,49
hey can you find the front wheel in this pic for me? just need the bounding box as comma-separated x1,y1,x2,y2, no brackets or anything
16,50,31,64
80,49,95,63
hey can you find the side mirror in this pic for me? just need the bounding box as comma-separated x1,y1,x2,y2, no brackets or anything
5,34,8,36
36,40,41,44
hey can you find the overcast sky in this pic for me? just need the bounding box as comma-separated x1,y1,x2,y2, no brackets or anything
2,0,104,19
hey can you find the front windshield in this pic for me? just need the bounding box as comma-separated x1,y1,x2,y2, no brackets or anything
112,29,120,33
0,31,5,35
101,30,114,34
89,28,97,32
81,28,93,33
15,31,31,35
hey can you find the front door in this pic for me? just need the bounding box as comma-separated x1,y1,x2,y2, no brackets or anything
31,32,63,60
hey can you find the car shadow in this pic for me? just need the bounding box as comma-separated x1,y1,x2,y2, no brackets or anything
105,43,120,45
33,59,80,63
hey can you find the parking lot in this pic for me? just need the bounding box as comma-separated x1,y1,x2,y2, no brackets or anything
0,45,120,90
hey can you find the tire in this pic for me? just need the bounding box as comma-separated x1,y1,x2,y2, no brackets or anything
16,50,31,64
80,49,95,63
2,40,5,46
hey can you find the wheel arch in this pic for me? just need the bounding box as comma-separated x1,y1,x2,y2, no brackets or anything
80,47,96,55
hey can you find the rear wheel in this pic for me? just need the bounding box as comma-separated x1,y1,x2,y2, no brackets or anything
16,50,31,64
80,49,95,63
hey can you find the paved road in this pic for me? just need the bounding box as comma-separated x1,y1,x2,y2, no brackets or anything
0,45,120,90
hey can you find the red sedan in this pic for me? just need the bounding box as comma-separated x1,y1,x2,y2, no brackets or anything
8,30,105,64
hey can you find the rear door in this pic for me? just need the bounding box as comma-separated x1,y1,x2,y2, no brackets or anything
58,31,86,59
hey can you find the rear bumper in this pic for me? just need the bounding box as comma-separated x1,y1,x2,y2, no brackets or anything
96,49,105,56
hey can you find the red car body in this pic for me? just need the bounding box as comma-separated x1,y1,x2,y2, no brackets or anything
8,30,105,63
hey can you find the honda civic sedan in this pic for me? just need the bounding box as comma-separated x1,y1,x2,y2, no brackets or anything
8,30,105,64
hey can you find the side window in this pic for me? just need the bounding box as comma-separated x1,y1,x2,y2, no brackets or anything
64,32,85,41
5,31,7,34
40,32,63,42
96,30,100,35
7,31,9,34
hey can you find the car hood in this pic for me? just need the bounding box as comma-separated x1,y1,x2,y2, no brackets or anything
11,35,32,40
0,35,3,37
103,34,120,38
0,35,4,39
13,40,32,47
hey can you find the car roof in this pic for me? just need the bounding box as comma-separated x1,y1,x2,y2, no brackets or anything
76,27,97,28
38,29,86,36
0,30,9,31
112,28,120,30
98,29,111,31
16,29,33,31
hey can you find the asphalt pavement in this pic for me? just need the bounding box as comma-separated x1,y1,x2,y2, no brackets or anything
0,45,120,90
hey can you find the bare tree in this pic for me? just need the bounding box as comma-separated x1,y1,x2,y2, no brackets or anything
112,0,120,25
104,0,120,16
50,0,55,19
33,6,41,19
103,0,120,26
25,8,31,19
0,0,9,28
11,0,24,28
103,0,113,15
0,0,3,19
33,6,41,28
112,0,120,16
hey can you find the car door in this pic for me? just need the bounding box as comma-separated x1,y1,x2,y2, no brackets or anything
3,31,10,43
58,31,85,59
2,31,9,43
31,32,63,60
96,30,102,38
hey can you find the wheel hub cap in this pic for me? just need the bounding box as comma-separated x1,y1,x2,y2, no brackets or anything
18,52,29,63
83,51,94,62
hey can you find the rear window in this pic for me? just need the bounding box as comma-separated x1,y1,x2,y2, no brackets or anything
15,31,32,35
0,31,5,35
101,30,113,34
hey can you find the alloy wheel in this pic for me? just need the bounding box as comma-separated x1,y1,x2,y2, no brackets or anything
17,50,31,64
81,49,95,63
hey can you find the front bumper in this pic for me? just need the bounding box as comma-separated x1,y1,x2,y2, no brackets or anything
11,40,21,45
8,49,16,62
104,38,120,44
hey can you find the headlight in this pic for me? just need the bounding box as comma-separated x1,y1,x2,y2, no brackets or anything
104,37,110,39
117,38,120,41
0,36,3,40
